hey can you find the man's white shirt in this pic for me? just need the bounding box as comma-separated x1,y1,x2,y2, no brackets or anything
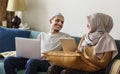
37,32,70,56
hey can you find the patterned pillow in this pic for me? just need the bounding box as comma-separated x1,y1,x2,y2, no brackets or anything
0,51,16,58
0,27,30,52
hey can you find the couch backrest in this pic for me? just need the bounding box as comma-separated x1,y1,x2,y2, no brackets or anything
72,36,81,45
115,40,120,52
29,31,41,39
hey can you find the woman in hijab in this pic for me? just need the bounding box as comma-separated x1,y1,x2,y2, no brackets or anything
76,13,118,71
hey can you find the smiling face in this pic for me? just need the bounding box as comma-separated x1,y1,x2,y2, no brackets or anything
50,15,64,34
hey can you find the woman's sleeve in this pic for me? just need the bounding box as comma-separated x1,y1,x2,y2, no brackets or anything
78,35,85,51
90,51,113,68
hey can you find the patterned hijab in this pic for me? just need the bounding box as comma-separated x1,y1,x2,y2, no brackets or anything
81,13,118,59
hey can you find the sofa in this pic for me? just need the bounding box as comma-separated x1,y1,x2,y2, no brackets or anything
0,26,120,74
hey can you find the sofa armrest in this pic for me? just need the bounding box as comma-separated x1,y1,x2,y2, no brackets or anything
105,54,120,74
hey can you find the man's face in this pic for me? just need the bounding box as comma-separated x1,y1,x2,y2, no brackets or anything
50,16,64,32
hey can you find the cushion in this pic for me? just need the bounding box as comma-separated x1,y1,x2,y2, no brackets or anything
0,27,30,52
44,51,81,69
0,51,16,58
44,51,100,72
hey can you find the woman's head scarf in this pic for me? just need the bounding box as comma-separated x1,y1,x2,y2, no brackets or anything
80,13,118,59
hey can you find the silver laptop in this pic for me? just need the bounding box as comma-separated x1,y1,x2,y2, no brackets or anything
15,37,41,59
60,38,77,51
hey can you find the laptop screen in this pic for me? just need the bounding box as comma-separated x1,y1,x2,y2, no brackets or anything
15,37,41,59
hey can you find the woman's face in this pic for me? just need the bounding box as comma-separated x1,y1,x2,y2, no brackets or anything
87,22,92,33
87,16,92,33
50,16,64,32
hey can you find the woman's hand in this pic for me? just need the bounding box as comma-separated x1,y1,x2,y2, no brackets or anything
40,56,46,60
75,49,82,54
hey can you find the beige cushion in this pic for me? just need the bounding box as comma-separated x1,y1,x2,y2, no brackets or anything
44,51,82,69
44,51,100,72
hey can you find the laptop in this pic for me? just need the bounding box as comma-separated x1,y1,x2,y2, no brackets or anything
60,38,77,51
15,37,41,59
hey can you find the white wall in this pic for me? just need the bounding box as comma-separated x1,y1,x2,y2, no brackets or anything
22,0,120,39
